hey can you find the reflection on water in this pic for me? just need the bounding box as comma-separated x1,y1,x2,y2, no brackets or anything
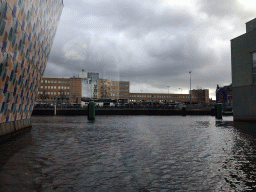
0,116,256,191
223,121,256,191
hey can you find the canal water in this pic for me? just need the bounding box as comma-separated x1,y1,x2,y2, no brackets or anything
0,116,256,191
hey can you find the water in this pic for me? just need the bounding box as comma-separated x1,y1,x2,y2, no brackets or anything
0,116,256,191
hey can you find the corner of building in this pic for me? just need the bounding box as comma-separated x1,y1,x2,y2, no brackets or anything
231,18,256,121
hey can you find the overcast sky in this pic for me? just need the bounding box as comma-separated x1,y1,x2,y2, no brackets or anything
44,0,256,99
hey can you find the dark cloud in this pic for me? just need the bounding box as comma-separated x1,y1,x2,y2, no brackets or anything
44,0,256,98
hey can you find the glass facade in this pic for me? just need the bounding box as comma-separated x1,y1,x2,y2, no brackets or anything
0,0,63,123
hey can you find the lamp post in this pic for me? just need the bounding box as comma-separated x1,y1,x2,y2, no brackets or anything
167,86,170,94
189,71,192,110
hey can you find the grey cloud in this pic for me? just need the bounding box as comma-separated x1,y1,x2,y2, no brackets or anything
198,0,254,18
63,0,196,37
44,0,256,98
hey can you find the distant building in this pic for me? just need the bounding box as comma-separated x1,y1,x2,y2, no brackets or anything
190,89,210,103
79,70,99,98
129,93,200,103
231,18,256,121
216,84,232,105
94,79,129,101
37,77,82,104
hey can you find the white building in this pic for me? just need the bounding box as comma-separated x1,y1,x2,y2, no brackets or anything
79,70,99,98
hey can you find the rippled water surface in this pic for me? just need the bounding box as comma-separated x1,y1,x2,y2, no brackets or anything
1,116,256,191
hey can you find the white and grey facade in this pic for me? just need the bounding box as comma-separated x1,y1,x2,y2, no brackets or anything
79,70,99,99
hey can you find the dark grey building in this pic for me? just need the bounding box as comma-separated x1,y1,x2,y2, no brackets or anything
231,18,256,121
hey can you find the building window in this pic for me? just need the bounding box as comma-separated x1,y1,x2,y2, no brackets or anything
253,52,256,84
51,86,53,89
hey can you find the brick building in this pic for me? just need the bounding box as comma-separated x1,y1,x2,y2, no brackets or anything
190,89,210,103
94,79,129,101
129,93,198,103
37,77,82,104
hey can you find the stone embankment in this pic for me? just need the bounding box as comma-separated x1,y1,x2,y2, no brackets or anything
32,108,233,116
0,119,32,143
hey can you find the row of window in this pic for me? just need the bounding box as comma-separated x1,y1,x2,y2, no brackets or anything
110,89,129,92
38,92,70,95
41,80,128,86
41,80,69,84
100,81,129,86
100,93,123,96
110,94,123,96
37,98,56,101
40,86,70,89
119,89,129,91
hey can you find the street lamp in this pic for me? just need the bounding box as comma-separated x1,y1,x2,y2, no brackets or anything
189,71,192,110
179,88,182,94
167,86,170,94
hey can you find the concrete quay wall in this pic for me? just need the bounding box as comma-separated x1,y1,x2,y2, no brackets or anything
0,119,32,143
32,108,216,116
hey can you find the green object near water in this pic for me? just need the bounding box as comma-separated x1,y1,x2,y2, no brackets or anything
182,107,186,116
88,100,95,120
216,103,222,119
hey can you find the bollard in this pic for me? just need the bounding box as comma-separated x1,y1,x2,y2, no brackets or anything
215,105,217,118
216,103,222,119
182,106,186,116
88,100,95,120
211,107,215,116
